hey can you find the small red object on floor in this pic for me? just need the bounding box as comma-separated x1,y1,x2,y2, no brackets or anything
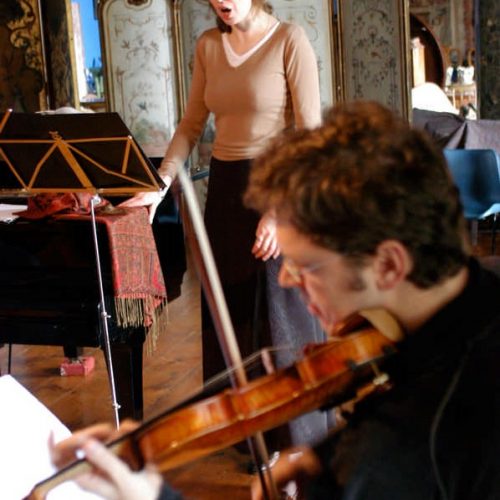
60,356,95,376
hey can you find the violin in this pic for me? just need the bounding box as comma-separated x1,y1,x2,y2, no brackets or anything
28,309,401,499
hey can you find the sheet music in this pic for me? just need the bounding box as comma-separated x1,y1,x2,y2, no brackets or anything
0,375,100,499
0,203,26,223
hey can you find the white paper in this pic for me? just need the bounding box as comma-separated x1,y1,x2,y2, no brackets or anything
0,375,101,500
0,204,27,223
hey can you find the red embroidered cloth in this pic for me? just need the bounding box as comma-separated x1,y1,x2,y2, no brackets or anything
17,194,167,350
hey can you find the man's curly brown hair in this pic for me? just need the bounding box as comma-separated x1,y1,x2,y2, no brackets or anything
244,101,470,288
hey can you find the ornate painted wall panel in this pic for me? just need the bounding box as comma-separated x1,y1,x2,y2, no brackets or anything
338,0,411,117
174,0,214,112
274,0,336,109
0,0,46,112
100,0,178,157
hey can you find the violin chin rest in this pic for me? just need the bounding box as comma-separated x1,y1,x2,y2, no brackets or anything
358,309,404,342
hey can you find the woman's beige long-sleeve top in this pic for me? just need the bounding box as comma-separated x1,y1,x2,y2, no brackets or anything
159,22,321,179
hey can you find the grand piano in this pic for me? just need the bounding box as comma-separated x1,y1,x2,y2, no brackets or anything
0,187,187,421
0,215,147,420
0,112,177,422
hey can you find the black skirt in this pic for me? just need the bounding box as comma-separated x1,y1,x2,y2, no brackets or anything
202,158,266,379
202,157,329,447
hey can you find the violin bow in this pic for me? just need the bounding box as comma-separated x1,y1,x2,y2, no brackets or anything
177,166,280,500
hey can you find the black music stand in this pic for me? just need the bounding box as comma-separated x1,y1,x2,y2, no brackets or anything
0,109,165,426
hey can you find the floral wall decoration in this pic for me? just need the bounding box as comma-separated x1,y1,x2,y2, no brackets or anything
100,0,178,157
339,0,410,116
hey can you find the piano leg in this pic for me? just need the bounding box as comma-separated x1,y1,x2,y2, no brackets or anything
63,346,83,358
104,328,145,422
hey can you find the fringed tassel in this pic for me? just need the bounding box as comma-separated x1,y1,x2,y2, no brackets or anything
114,297,145,328
145,300,169,355
114,296,169,355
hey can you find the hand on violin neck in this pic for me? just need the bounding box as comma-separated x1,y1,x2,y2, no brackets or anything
49,420,139,469
74,438,163,500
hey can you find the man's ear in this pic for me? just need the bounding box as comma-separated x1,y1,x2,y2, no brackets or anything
372,240,412,290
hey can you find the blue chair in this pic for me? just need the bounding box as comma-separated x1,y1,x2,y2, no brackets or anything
443,149,500,254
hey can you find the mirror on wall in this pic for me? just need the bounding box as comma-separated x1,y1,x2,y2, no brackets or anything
409,0,478,119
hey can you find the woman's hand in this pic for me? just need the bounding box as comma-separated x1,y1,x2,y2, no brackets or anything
251,446,322,500
119,176,172,223
252,212,280,261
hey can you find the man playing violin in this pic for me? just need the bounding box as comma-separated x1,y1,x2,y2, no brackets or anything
245,100,500,499
50,101,500,499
